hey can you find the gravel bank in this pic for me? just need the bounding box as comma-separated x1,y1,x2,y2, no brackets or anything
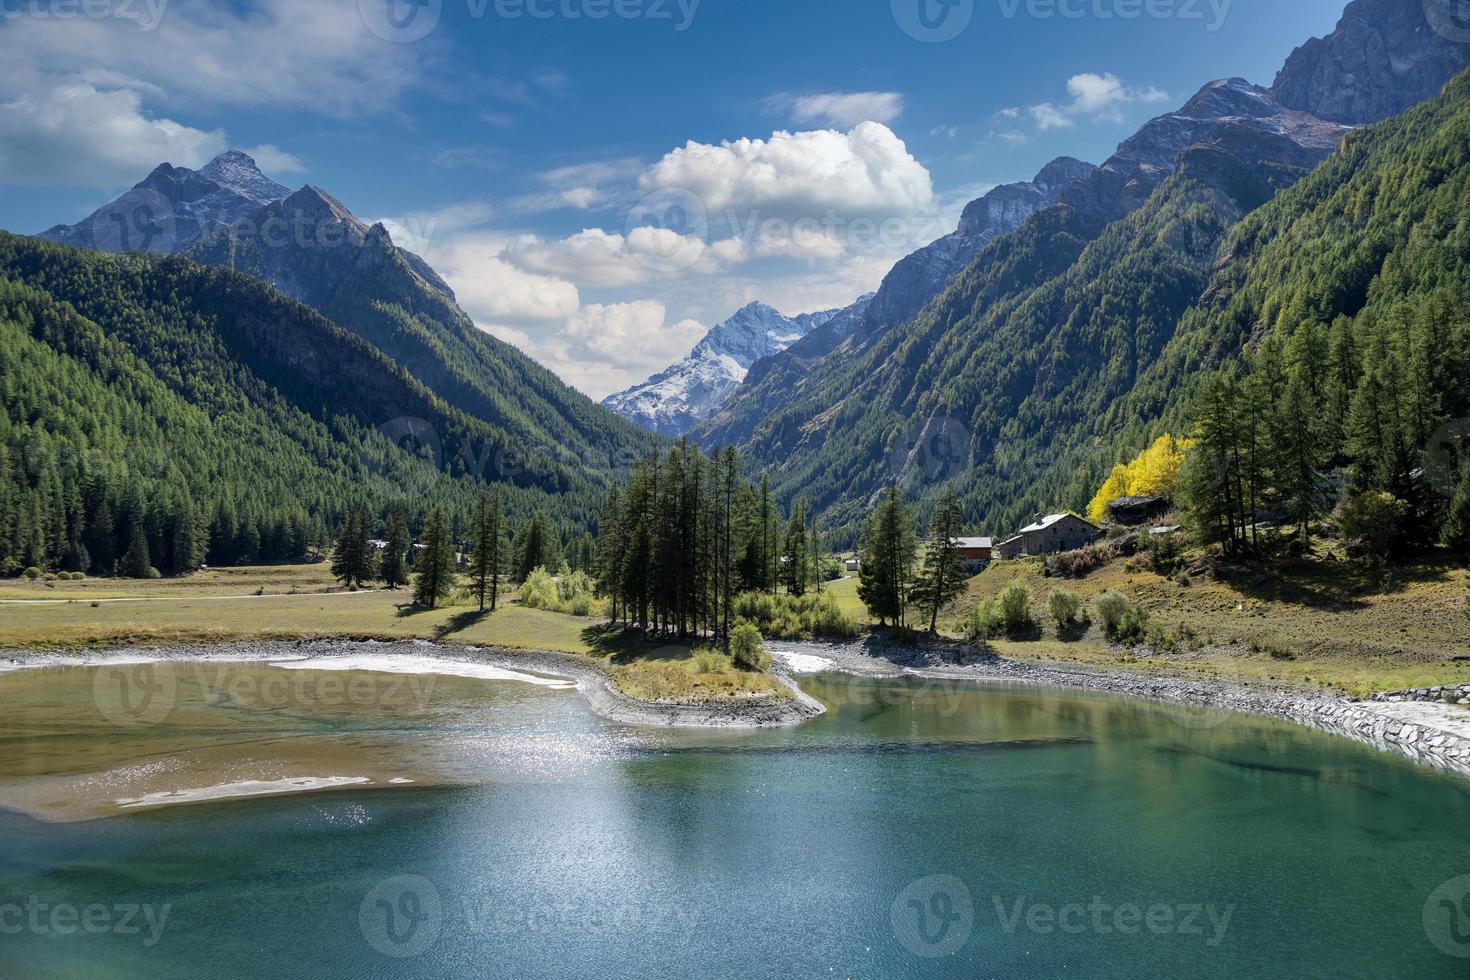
769,637,1470,778
0,639,826,730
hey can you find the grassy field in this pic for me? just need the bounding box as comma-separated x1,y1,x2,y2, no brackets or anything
0,562,344,601
942,547,1470,698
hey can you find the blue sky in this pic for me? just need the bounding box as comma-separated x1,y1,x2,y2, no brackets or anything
0,0,1348,395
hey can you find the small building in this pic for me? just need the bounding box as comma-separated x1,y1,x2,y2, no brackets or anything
1106,496,1170,526
844,557,860,574
1000,514,1101,558
950,537,993,572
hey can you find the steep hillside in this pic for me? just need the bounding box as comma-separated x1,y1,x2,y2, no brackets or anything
697,0,1470,542
0,234,613,576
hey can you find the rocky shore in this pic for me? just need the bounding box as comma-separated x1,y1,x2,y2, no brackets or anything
768,637,1470,778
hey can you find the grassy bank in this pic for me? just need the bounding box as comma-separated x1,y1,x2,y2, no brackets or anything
943,548,1470,698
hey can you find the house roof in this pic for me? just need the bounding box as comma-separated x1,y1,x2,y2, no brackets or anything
951,537,994,549
1019,514,1098,534
997,535,1023,547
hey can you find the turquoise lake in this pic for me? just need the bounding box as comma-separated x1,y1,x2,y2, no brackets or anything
2,663,1469,978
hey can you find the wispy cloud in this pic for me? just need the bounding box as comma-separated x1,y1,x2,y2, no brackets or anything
1029,73,1169,130
765,91,906,129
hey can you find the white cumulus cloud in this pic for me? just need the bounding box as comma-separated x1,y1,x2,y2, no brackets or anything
0,84,226,188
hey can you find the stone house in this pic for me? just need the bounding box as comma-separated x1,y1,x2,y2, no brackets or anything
996,514,1101,558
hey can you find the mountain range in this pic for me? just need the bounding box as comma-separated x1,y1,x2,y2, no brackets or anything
33,151,662,521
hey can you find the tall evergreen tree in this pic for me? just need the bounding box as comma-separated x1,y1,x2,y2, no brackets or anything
120,522,152,579
913,485,969,634
858,486,916,628
413,508,456,609
330,508,373,588
783,501,809,598
471,490,504,612
381,509,411,589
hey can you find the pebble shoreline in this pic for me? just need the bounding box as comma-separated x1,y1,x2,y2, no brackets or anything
772,638,1470,779
4,638,1468,777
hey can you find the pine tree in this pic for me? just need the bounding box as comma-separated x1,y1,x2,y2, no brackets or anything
381,509,411,589
121,522,152,579
413,507,456,609
515,510,553,582
783,501,808,598
858,486,916,628
913,485,969,634
471,490,504,612
330,508,372,588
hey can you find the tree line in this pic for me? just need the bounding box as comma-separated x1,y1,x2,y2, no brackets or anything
592,441,833,645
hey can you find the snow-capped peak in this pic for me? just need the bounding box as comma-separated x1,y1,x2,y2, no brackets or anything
602,302,841,436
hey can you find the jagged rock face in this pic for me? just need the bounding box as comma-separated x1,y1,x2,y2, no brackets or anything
1271,0,1470,125
863,156,1096,331
1061,78,1349,224
601,302,842,435
183,184,454,303
37,151,290,254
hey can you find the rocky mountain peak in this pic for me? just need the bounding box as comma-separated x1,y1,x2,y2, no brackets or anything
199,150,291,205
1271,0,1470,125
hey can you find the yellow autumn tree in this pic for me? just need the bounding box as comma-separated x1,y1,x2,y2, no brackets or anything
1087,435,1193,522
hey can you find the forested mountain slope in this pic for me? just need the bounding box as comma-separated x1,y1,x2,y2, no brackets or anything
697,0,1470,542
0,234,615,575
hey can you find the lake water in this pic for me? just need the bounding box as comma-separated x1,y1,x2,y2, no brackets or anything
2,660,1469,978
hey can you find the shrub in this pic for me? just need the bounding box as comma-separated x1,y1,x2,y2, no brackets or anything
22,566,42,580
730,624,769,672
1048,589,1084,629
998,580,1034,633
1048,534,1141,579
519,566,598,616
694,650,728,674
1336,492,1409,561
963,598,1003,641
733,591,858,640
1095,591,1149,644
1148,533,1185,575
